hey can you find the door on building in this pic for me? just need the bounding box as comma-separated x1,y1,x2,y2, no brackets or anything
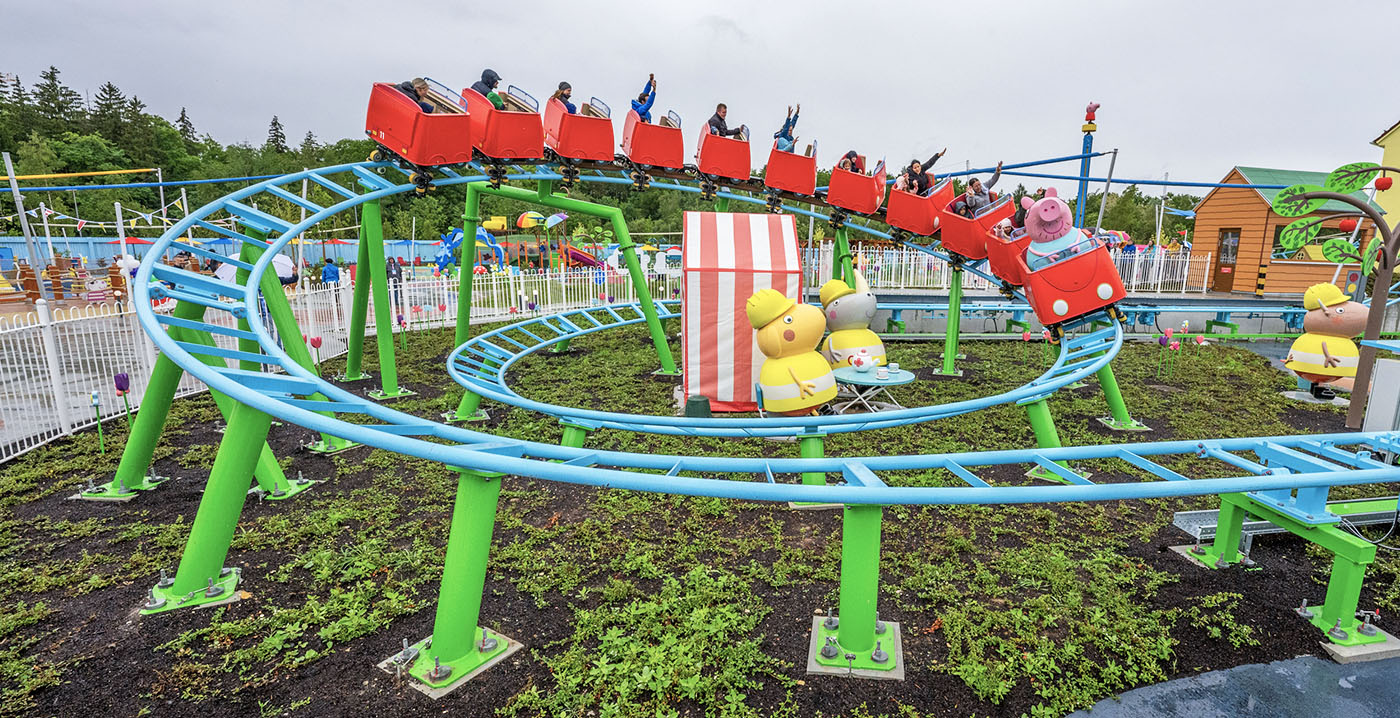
1211,229,1240,292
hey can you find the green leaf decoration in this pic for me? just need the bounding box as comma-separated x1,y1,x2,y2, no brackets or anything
1278,218,1320,251
1321,237,1360,264
1362,236,1383,277
1325,162,1380,194
1272,184,1328,217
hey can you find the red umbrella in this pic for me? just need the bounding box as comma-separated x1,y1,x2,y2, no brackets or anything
105,237,154,245
320,238,356,245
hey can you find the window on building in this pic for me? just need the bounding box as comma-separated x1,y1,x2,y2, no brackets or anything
1218,229,1240,263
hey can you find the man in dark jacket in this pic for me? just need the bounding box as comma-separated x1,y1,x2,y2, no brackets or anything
470,69,504,110
706,103,746,138
396,78,433,113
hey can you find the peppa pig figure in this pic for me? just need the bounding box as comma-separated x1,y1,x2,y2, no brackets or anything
1021,188,1087,272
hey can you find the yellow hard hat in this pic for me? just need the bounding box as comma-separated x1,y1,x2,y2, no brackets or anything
746,288,796,329
1303,283,1348,310
820,279,856,308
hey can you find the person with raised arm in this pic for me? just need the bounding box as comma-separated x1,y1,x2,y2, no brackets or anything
631,74,657,123
773,103,800,153
953,161,1004,217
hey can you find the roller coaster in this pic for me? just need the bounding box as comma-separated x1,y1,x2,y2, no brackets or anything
106,89,1400,692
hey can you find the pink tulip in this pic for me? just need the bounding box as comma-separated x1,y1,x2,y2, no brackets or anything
411,305,422,314
437,303,447,312
1021,331,1031,341
1195,335,1206,345
309,336,323,349
1165,328,1174,339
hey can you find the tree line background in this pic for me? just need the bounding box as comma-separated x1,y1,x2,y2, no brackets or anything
0,67,1199,250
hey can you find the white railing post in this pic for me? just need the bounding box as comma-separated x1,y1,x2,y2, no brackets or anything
34,299,74,434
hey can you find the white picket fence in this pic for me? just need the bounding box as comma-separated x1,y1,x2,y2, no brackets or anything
802,245,1212,294
0,269,683,463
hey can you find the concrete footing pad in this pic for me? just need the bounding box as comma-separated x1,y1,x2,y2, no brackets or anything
377,632,524,700
805,617,904,680
1322,627,1400,664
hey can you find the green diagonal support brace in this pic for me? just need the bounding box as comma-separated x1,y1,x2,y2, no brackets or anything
361,199,415,401
342,227,374,382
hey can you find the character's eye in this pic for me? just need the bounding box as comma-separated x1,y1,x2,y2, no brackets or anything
1336,308,1345,314
783,315,794,324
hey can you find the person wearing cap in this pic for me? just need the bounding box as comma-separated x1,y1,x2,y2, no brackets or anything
632,74,657,123
1285,283,1367,396
470,69,505,110
551,81,576,114
747,288,835,415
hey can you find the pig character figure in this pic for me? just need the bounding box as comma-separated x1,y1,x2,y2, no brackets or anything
1021,188,1086,271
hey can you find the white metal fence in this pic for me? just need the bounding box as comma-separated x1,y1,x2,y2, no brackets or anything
802,245,1213,294
0,269,684,463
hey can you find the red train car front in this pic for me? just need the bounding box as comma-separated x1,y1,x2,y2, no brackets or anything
622,110,684,169
763,143,817,196
886,179,954,236
364,83,474,167
543,97,614,162
460,87,544,161
696,129,751,181
1015,235,1126,331
825,160,887,215
984,227,1033,287
938,193,1014,260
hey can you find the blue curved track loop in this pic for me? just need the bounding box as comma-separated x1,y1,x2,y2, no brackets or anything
133,161,1400,505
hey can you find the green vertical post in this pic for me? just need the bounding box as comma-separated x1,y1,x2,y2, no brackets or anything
832,226,854,284
715,196,730,212
836,503,882,652
941,270,964,376
1207,494,1247,565
1095,363,1147,430
342,232,374,381
362,199,414,400
166,401,270,596
1318,553,1370,634
560,421,590,449
450,184,488,422
415,469,509,684
799,433,826,486
1025,399,1061,450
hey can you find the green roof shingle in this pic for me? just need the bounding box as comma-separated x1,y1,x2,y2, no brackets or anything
1234,166,1383,214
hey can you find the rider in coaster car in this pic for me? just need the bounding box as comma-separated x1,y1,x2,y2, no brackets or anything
707,103,746,139
471,69,505,110
551,82,576,114
838,150,866,174
632,74,657,123
895,149,947,195
953,161,1004,217
773,104,800,153
396,78,434,113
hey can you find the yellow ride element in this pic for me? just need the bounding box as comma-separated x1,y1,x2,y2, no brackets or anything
1285,283,1367,389
747,288,836,415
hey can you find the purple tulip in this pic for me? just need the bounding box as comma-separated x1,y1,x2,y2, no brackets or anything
114,372,130,395
1158,336,1169,347
606,295,615,303
527,302,537,310
396,313,405,324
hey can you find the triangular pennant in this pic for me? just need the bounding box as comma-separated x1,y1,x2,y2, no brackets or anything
76,220,87,231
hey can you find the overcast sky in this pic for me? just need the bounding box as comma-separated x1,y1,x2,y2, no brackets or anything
6,1,1400,196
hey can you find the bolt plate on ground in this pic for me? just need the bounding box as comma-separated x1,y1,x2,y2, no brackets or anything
805,617,904,680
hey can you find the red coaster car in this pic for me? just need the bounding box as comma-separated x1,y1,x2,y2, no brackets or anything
1015,234,1126,329
696,128,751,181
544,96,614,162
984,227,1033,287
886,178,954,236
460,85,544,161
763,143,817,196
826,159,887,215
364,83,474,167
939,193,1014,260
622,110,684,169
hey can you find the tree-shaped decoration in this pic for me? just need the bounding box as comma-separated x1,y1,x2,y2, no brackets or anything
1267,162,1395,427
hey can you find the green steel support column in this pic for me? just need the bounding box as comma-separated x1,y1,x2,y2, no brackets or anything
102,300,210,496
1205,495,1247,565
837,504,882,653
449,184,489,422
560,421,590,449
411,470,511,686
362,199,415,400
715,197,730,212
342,232,374,381
550,338,572,353
1094,363,1148,431
143,401,271,613
832,227,854,284
1025,399,1078,483
940,271,964,376
799,433,826,486
1318,553,1370,638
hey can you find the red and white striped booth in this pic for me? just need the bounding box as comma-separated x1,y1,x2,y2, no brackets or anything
682,211,802,412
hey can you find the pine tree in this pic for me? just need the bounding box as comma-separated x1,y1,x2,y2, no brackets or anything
265,115,289,153
176,107,197,144
31,66,84,133
299,130,319,156
90,81,127,141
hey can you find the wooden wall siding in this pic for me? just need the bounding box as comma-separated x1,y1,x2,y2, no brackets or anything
1262,260,1359,296
1190,169,1376,293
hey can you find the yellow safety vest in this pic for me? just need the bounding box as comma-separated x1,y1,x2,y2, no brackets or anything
759,353,838,413
1285,333,1359,378
823,328,887,368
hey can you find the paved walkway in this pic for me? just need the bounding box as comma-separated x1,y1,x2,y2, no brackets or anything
1067,656,1400,717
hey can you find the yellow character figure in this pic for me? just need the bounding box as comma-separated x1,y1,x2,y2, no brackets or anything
1285,283,1367,394
747,288,837,415
819,269,885,369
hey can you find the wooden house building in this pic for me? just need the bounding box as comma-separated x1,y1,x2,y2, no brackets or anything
1190,166,1379,295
